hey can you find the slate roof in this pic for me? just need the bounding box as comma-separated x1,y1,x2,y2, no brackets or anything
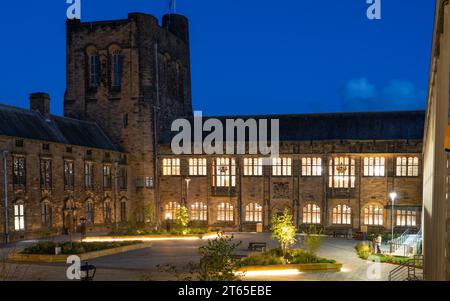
159,110,425,144
0,104,118,151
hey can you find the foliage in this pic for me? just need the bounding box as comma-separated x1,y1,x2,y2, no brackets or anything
20,241,141,255
366,233,400,243
144,205,158,228
174,206,189,233
198,233,242,281
271,209,297,257
301,225,324,256
108,227,213,236
355,242,413,265
240,248,336,266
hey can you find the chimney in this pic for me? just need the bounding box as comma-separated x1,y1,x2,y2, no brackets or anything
30,93,50,116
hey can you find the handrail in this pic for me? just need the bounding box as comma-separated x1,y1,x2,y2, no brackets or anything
388,255,423,281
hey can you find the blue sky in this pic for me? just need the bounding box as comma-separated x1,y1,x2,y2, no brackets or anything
0,0,435,116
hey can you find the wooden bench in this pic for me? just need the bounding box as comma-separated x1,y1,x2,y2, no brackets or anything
332,230,352,239
248,242,267,252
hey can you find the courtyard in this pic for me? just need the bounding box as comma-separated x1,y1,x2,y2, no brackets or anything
0,233,397,281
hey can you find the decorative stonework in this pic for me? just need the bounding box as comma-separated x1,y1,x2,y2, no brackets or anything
272,182,290,199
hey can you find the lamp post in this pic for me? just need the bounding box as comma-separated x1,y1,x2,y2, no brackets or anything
2,150,9,244
389,192,397,253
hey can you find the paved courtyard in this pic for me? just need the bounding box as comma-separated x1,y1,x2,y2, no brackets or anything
0,233,397,281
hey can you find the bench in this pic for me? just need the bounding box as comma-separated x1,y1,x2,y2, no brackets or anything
332,231,350,238
248,242,267,252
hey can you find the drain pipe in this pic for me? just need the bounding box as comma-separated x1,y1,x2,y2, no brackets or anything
2,150,9,244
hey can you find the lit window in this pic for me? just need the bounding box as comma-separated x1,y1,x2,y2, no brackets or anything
396,157,419,177
86,200,94,224
272,157,292,176
41,202,52,228
364,205,383,225
40,159,52,190
64,161,75,190
103,200,112,223
396,210,416,227
332,205,351,225
103,165,112,189
301,157,322,176
217,202,234,222
213,158,236,187
164,202,181,220
329,157,356,188
14,203,25,231
363,157,385,177
303,204,321,224
89,53,100,88
189,158,207,176
245,203,263,222
162,158,181,176
13,156,26,188
243,158,263,176
112,51,122,87
190,202,207,221
120,199,127,222
84,162,94,189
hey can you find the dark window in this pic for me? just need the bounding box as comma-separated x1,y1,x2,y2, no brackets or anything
41,203,52,228
104,201,112,223
112,51,122,87
123,113,128,128
89,53,100,88
64,161,75,190
86,150,92,156
40,159,52,190
105,152,110,159
15,139,24,148
84,162,94,189
103,165,112,190
120,200,127,222
66,147,73,153
119,166,127,190
86,201,94,224
13,157,26,188
42,144,50,151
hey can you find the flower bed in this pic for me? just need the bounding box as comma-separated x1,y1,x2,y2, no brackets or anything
108,228,218,236
20,241,142,255
240,248,336,267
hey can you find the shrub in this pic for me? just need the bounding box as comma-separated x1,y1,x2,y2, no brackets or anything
240,253,285,266
271,209,297,257
21,241,141,255
301,225,324,256
240,248,336,266
355,242,372,259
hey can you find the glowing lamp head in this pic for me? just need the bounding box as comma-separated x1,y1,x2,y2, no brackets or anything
389,192,397,202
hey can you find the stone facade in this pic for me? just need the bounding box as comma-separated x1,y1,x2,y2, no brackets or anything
0,12,425,243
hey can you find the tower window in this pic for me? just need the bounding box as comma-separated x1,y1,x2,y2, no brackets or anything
112,51,122,87
89,53,100,88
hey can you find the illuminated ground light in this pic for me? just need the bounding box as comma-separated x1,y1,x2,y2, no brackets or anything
82,234,218,243
236,269,302,277
340,267,351,273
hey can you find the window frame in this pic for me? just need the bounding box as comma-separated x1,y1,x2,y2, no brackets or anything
363,157,385,177
14,203,25,231
245,202,263,222
395,156,419,177
164,202,181,220
84,162,94,190
303,203,321,224
212,158,236,187
328,157,356,189
396,209,417,227
217,202,234,222
272,157,292,176
363,205,384,226
332,204,352,225
162,158,181,176
40,159,52,190
301,157,322,177
188,158,207,176
112,50,122,88
103,164,112,190
41,202,52,228
64,160,75,190
13,156,26,189
190,202,208,221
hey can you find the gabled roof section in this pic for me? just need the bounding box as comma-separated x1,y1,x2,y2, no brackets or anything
0,103,118,151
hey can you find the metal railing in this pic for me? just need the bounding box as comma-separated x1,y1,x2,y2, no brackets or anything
388,228,422,257
388,255,423,281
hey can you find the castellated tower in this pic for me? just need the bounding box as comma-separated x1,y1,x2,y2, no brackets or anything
64,13,193,223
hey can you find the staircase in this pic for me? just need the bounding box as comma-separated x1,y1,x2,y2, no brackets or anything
388,228,422,257
388,255,423,281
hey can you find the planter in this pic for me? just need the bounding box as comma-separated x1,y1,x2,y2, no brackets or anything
236,262,342,273
9,243,153,263
82,232,218,242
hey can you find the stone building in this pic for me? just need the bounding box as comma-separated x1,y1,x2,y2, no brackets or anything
422,0,449,281
0,13,425,242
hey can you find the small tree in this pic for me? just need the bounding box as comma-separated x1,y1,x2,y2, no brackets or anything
174,206,189,234
198,233,241,281
302,225,323,256
271,209,297,257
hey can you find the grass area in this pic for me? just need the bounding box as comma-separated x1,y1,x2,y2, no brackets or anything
240,248,336,267
107,228,217,236
20,241,142,255
354,242,413,265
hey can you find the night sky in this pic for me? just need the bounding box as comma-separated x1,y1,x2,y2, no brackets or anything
0,0,435,116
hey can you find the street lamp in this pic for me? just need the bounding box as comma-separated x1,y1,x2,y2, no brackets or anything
389,192,397,253
185,178,191,206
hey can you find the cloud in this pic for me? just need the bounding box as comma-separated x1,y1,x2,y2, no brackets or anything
344,78,377,100
341,78,426,111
